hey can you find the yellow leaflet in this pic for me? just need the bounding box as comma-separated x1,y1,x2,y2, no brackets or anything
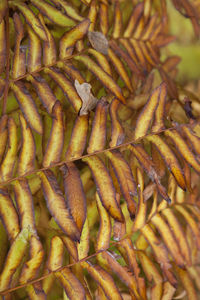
96,192,111,251
182,125,200,156
88,48,112,75
0,115,8,162
0,189,20,241
109,98,125,147
11,82,43,134
0,0,7,23
112,1,122,39
59,18,90,59
74,55,126,104
30,0,76,27
40,170,80,242
82,261,123,300
62,236,78,261
88,0,98,31
27,24,41,73
87,98,108,154
43,101,64,167
83,156,124,222
0,20,6,75
12,2,47,41
133,168,146,231
77,218,90,260
13,179,36,231
18,114,35,176
58,61,85,84
174,266,198,300
0,118,18,182
50,0,84,22
146,134,186,190
124,2,144,38
99,2,108,35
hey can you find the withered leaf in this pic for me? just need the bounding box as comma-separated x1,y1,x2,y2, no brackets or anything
75,79,98,115
88,31,108,55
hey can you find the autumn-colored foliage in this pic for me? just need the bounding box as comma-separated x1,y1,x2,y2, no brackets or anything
0,0,200,299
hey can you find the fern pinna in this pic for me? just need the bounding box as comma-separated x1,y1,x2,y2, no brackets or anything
0,0,200,299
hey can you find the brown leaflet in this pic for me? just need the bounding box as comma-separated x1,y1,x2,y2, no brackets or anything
88,31,108,55
165,129,200,174
83,156,124,222
138,41,157,67
159,69,178,99
0,19,6,75
134,83,163,140
27,24,41,73
18,114,35,176
110,40,142,77
129,144,170,202
146,135,186,190
60,163,86,233
137,251,163,300
174,204,200,250
0,118,18,182
0,78,5,98
121,239,147,299
141,224,177,286
30,0,76,27
99,2,108,35
43,235,64,294
74,55,126,104
12,13,26,79
109,98,125,147
112,0,122,39
88,48,112,75
102,251,140,299
133,168,147,231
56,268,86,300
11,81,43,135
107,48,133,92
40,170,80,241
13,179,36,232
12,2,47,41
162,56,181,74
150,213,185,267
62,236,78,261
142,14,158,40
65,114,88,160
43,101,64,167
0,115,8,163
0,188,20,241
87,98,109,154
124,2,144,38
59,18,90,59
38,13,57,66
27,74,57,114
82,261,123,300
96,192,111,251
151,144,166,178
106,151,137,219
119,39,142,74
75,80,98,116
161,208,191,265
0,228,29,292
44,67,82,113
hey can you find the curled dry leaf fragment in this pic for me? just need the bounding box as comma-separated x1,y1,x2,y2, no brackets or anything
75,79,98,115
88,31,109,55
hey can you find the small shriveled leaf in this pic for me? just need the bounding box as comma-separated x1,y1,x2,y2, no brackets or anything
61,163,86,233
18,114,35,176
43,101,64,167
75,79,98,116
60,18,90,59
88,31,108,55
83,156,124,222
87,97,108,153
40,170,80,241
